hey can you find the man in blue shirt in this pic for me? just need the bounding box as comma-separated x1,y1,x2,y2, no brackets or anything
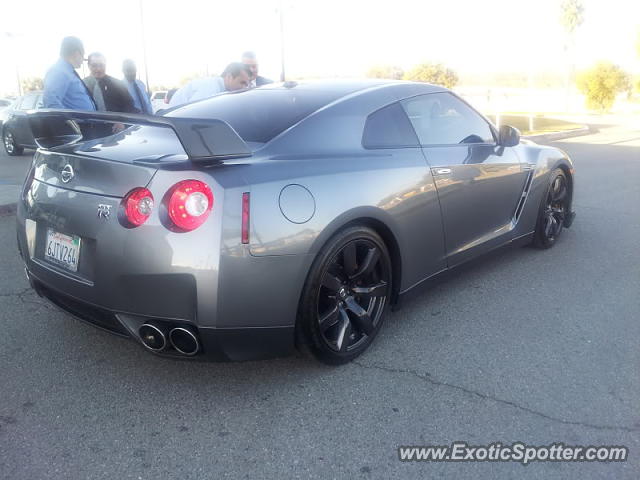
169,63,251,107
122,59,153,115
43,37,96,111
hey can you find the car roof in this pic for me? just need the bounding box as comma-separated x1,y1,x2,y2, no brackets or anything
257,79,445,98
164,79,450,150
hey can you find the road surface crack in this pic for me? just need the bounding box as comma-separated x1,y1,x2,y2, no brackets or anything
353,360,638,433
0,287,52,311
0,288,32,299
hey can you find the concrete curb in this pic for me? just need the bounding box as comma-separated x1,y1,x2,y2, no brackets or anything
523,126,591,143
0,184,20,216
0,203,16,216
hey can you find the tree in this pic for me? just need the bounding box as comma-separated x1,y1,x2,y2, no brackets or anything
403,63,458,89
560,0,585,35
560,0,585,110
366,65,404,80
21,77,43,92
576,62,630,112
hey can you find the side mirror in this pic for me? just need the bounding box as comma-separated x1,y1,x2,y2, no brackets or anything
498,125,520,147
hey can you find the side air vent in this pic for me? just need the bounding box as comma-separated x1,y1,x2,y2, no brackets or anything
513,170,534,223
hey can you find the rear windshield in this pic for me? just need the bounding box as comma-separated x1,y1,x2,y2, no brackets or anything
152,92,166,99
167,89,341,144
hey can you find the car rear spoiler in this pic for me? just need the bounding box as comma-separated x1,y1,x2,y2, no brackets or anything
27,109,252,163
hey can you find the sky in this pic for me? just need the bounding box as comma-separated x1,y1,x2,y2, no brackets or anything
0,0,639,95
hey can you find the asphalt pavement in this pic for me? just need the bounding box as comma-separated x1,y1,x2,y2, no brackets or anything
0,151,28,212
0,124,638,479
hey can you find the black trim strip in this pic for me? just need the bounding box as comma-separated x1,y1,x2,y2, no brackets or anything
27,109,252,162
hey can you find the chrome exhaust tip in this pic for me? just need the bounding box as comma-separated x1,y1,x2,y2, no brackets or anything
139,324,167,352
169,327,200,356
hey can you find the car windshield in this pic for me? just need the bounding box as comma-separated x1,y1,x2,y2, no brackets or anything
166,88,342,145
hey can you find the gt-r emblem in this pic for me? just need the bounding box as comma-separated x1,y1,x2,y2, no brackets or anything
97,204,112,220
60,164,74,183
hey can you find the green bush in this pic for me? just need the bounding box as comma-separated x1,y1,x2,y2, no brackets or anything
576,62,630,112
403,63,458,89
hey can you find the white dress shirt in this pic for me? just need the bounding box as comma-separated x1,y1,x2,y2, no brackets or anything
169,76,226,107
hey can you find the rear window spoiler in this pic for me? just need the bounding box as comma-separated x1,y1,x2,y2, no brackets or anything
27,109,252,163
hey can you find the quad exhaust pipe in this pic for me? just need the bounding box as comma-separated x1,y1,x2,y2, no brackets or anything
139,324,167,352
168,327,200,356
138,323,200,356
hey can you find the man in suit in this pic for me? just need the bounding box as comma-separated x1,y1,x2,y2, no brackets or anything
241,51,273,88
84,52,136,113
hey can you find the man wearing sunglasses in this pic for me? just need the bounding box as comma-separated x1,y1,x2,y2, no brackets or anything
43,36,97,111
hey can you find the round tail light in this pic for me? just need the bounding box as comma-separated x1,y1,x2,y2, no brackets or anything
122,187,154,226
167,180,214,231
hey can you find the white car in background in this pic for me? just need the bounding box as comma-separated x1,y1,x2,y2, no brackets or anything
150,91,167,113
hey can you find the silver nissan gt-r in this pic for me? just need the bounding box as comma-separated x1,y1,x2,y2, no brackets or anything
16,80,575,364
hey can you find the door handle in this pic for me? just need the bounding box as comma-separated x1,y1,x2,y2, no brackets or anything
432,168,452,175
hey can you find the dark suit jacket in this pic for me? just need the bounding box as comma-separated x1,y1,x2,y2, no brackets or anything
255,75,273,87
83,75,137,113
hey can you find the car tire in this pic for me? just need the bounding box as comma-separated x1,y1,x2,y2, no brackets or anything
532,168,569,249
3,130,23,156
297,226,392,365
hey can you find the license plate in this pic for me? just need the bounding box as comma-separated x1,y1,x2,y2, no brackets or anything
45,229,81,272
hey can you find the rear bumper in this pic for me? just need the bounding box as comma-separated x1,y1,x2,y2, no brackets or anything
16,176,309,361
26,268,295,361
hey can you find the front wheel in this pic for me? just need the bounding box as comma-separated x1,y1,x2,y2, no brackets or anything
3,130,23,156
298,226,392,365
533,168,569,249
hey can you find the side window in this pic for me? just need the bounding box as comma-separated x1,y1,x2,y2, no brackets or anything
401,93,495,146
18,94,38,110
362,102,419,149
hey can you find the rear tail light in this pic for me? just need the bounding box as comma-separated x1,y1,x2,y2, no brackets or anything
122,187,154,226
241,192,250,244
167,180,213,231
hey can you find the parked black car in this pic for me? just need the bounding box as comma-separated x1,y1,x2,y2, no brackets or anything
2,91,44,156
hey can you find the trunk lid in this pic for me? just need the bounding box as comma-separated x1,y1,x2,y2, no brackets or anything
31,126,188,197
33,150,157,197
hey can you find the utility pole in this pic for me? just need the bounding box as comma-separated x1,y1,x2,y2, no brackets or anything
4,32,22,96
139,0,151,90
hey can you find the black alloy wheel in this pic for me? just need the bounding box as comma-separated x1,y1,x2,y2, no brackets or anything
4,130,23,156
298,226,392,364
533,168,568,248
